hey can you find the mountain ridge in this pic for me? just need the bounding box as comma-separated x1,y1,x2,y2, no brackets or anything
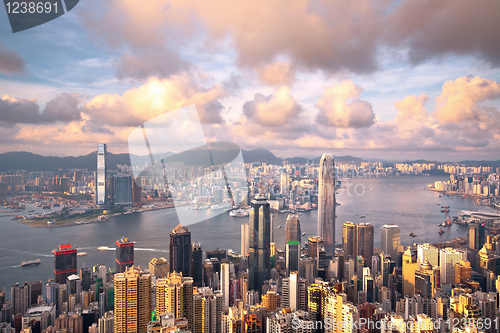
0,149,499,172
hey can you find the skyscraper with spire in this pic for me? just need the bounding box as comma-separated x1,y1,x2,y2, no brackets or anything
318,153,335,256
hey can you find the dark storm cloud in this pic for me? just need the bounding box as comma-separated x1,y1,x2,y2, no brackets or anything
43,93,83,122
198,100,224,124
0,93,82,126
80,0,500,76
386,0,500,66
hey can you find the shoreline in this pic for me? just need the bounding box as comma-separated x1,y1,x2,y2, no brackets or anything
428,187,500,209
19,204,176,228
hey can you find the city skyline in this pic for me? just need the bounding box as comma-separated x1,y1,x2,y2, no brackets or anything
1,1,500,332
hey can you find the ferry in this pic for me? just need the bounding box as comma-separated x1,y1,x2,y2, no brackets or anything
21,259,41,267
229,209,249,218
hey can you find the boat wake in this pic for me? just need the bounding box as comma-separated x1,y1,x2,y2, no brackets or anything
97,246,115,251
135,248,168,253
0,247,52,258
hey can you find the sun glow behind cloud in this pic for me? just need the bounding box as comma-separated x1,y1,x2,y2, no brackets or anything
0,0,500,160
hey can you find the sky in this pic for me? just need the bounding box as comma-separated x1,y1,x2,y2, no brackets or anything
0,0,500,161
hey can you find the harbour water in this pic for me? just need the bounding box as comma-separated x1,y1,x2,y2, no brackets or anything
0,175,497,299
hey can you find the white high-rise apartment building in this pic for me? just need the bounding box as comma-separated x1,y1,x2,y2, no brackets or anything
439,247,462,284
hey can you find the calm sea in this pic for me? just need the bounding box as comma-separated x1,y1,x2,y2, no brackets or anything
0,175,497,300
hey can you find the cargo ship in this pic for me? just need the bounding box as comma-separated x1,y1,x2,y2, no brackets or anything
21,259,41,267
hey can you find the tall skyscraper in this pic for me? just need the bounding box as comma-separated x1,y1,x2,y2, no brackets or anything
381,224,401,261
285,214,301,244
417,243,439,269
220,263,230,308
169,224,192,277
285,214,301,274
318,153,335,256
149,257,169,278
342,222,374,268
54,244,77,284
156,272,194,330
11,281,41,315
307,236,320,259
193,287,223,333
114,266,151,333
402,247,418,297
282,271,306,311
356,223,374,265
342,222,357,257
468,222,486,250
440,247,463,284
132,178,142,203
80,267,91,291
192,244,203,287
415,260,436,297
46,283,60,315
248,194,271,292
280,171,289,197
241,223,249,257
286,241,300,274
96,143,107,205
114,175,133,206
116,237,134,273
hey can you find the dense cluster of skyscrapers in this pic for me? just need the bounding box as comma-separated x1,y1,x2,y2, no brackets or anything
4,149,500,333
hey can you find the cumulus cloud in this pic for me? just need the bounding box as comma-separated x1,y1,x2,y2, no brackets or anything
115,50,190,81
256,61,296,86
434,76,500,123
43,93,83,122
243,86,302,127
394,94,429,124
346,77,500,153
229,86,314,149
0,93,82,126
16,119,124,151
316,81,375,128
83,73,226,126
0,43,25,75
